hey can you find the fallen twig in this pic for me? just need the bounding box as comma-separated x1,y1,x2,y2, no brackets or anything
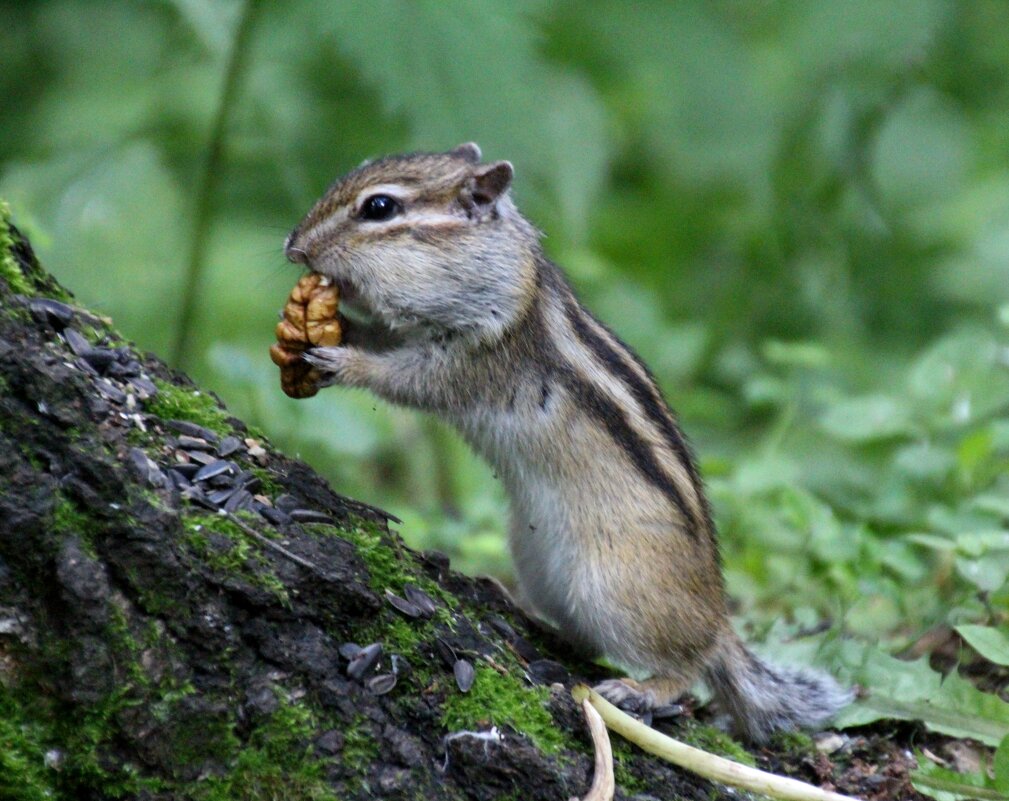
570,695,615,801
223,510,324,573
572,685,859,801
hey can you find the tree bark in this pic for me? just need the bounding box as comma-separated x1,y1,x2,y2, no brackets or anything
0,213,914,800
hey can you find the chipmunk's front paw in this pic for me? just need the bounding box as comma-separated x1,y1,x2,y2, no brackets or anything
303,346,368,386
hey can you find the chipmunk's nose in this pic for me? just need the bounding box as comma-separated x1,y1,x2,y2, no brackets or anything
284,230,309,265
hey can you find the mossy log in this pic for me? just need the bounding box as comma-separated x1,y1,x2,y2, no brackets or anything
0,207,913,800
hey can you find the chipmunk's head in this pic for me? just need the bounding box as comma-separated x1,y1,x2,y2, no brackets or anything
285,143,539,344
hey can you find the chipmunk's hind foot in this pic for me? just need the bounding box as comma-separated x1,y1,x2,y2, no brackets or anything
593,677,687,721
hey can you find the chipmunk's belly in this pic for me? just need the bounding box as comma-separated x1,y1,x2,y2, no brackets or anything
494,451,660,662
456,397,692,669
507,479,585,624
505,465,661,665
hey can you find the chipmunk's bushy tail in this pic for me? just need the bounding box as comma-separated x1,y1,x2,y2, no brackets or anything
704,632,852,743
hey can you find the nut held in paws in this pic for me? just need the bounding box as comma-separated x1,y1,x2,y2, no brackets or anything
270,273,342,398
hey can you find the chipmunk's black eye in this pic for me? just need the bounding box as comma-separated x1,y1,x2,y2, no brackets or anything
359,194,402,221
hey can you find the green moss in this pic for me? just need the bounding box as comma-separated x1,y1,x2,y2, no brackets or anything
61,689,161,796
194,696,337,801
364,615,426,653
1,681,162,799
148,682,197,726
0,201,32,296
0,584,167,798
51,495,100,554
341,716,379,773
677,719,756,767
312,520,564,754
358,615,436,689
9,609,336,800
52,496,89,532
249,466,282,496
441,664,566,755
19,444,43,471
0,691,57,801
1,654,342,800
125,422,155,448
106,606,149,687
183,514,289,604
120,564,177,616
246,423,270,442
139,487,166,511
170,711,239,770
610,739,649,794
318,519,456,617
146,380,232,436
770,728,816,754
322,520,405,590
10,563,237,799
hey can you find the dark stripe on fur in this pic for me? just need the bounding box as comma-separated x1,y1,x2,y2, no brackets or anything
561,298,711,538
589,310,701,482
531,257,709,540
566,302,693,463
561,371,696,534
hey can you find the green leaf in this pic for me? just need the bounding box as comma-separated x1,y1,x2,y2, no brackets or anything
974,494,1009,520
906,532,958,552
894,441,957,481
819,395,915,442
912,754,1008,801
830,640,1009,746
166,0,242,56
996,734,1009,793
786,0,947,73
956,626,1009,667
776,486,855,562
955,530,1009,557
872,87,970,211
955,554,1009,593
743,374,788,407
761,339,831,369
907,331,1009,428
579,1,775,189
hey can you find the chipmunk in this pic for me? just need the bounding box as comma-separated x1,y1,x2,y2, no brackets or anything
284,142,851,742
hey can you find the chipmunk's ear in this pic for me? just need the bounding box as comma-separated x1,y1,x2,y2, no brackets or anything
469,161,514,206
449,142,482,163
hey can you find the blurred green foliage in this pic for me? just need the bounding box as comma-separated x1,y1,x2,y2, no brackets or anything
3,0,1009,653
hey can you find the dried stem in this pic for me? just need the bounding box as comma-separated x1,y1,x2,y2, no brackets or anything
572,685,859,801
570,696,615,801
224,510,324,574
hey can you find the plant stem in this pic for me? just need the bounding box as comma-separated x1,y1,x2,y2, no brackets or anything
171,0,261,370
572,685,859,801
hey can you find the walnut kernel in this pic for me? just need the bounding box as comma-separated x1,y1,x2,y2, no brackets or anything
270,273,341,399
